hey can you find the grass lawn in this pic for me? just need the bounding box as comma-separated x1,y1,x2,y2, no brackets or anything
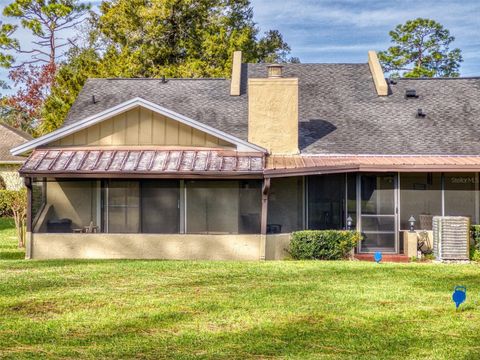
0,219,479,359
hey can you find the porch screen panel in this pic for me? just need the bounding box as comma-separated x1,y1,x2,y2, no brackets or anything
444,173,478,224
141,180,180,233
106,181,140,233
268,177,304,233
186,180,261,234
37,180,99,233
400,173,441,230
31,178,46,226
346,173,357,227
307,174,345,230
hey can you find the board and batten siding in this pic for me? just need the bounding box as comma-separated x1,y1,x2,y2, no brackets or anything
51,107,235,148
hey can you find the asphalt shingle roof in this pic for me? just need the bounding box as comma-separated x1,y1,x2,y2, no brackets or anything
64,63,480,155
0,123,32,162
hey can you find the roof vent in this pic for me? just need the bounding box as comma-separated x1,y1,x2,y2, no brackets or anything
405,89,418,98
417,108,426,118
92,95,97,104
161,75,167,83
267,64,284,78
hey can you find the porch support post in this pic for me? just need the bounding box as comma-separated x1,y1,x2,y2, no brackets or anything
260,177,271,260
24,177,33,259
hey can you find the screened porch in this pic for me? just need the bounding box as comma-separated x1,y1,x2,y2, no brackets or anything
31,178,262,235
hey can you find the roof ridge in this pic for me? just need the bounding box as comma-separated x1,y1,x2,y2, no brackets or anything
247,62,368,66
87,77,227,81
394,76,480,80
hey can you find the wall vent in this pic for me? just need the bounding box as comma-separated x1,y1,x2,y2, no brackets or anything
417,108,426,118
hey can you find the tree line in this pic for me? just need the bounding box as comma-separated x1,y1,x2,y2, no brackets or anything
0,1,464,138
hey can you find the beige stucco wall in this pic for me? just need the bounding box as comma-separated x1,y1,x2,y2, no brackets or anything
46,180,98,229
30,233,264,260
265,233,292,260
30,232,293,260
0,164,23,190
51,107,235,148
248,78,299,154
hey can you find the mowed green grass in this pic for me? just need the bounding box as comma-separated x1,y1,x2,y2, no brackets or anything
0,219,479,359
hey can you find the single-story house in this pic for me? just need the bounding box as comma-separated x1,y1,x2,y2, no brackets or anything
11,51,480,260
0,123,31,190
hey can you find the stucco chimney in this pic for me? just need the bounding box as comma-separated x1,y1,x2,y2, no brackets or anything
248,64,299,154
368,50,388,96
230,51,242,96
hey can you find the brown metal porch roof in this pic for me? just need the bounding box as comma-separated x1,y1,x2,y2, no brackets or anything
20,150,480,178
20,148,264,178
265,155,480,176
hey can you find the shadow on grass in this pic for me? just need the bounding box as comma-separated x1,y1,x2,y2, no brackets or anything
0,250,25,260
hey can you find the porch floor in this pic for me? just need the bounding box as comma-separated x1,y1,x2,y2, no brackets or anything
354,253,410,263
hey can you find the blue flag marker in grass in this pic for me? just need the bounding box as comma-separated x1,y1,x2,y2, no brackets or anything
374,252,382,263
452,286,466,309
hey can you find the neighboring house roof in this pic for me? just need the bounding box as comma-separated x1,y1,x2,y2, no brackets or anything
19,148,264,178
61,64,480,156
0,123,32,163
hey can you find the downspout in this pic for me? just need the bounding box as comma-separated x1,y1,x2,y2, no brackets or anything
24,177,33,260
260,177,271,260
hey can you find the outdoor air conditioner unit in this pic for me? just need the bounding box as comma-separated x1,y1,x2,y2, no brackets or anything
432,216,470,262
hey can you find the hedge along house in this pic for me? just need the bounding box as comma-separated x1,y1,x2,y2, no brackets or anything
0,123,32,190
11,51,480,260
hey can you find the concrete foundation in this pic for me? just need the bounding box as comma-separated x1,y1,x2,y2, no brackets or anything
30,233,293,260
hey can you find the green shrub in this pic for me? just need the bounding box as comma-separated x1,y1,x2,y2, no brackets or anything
289,230,361,260
470,225,480,261
0,190,14,217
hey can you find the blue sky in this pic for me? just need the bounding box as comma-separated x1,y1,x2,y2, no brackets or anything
1,0,479,89
251,0,480,75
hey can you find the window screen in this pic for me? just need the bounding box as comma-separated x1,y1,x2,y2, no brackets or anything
141,180,180,233
105,181,140,233
186,180,261,234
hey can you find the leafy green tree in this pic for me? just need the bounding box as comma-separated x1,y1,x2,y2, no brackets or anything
97,0,295,77
0,21,17,68
41,0,296,132
1,0,90,134
378,18,463,78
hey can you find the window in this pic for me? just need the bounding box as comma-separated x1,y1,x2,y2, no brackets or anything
307,174,345,230
400,173,442,230
268,177,303,233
